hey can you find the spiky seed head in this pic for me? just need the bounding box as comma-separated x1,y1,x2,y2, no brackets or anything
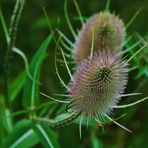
68,51,128,118
73,12,126,64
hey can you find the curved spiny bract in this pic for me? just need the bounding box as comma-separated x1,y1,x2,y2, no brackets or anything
68,51,128,119
73,12,125,64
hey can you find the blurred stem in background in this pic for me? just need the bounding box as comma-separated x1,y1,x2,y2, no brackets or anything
2,0,25,133
4,0,25,106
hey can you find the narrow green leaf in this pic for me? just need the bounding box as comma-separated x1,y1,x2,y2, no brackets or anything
135,32,146,44
0,94,4,104
122,39,142,55
0,107,13,134
0,119,6,144
0,71,26,103
136,66,148,78
0,8,10,44
9,129,37,148
35,124,59,148
23,34,52,108
2,119,39,148
10,109,28,117
126,44,147,63
9,71,26,102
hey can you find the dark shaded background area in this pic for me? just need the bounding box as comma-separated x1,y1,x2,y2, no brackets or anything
0,0,148,148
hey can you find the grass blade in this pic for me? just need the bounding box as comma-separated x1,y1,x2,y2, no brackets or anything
9,71,26,102
35,124,59,148
0,8,9,43
2,119,39,148
23,34,52,108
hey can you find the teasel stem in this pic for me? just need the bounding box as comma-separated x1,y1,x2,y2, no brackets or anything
53,111,81,127
1,0,25,133
36,111,81,128
105,0,110,12
4,0,25,106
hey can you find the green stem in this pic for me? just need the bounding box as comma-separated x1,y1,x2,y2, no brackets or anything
2,0,25,134
4,0,25,106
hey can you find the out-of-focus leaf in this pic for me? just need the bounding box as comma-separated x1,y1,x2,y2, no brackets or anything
0,94,4,104
136,66,148,78
35,124,59,148
0,71,26,103
0,120,6,145
23,34,52,108
0,106,13,134
0,8,9,43
91,133,103,148
2,119,39,148
0,106,7,136
9,71,26,102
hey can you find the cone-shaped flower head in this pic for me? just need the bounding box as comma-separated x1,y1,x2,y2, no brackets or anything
68,51,128,118
74,12,126,64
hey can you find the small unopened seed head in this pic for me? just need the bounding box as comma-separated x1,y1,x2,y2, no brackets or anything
68,51,128,118
73,12,126,64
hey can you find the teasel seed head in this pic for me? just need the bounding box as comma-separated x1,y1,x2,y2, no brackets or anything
73,12,126,64
68,51,128,119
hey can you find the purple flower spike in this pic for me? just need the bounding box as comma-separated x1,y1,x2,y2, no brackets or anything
73,12,125,64
68,51,128,119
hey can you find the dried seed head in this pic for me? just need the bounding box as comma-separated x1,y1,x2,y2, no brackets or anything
68,51,128,118
73,12,126,64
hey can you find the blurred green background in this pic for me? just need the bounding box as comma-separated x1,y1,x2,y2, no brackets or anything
0,0,148,148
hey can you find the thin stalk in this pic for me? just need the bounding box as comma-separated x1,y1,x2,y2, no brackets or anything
4,0,25,105
3,0,25,133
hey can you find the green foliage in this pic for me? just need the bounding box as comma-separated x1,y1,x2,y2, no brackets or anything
23,34,52,108
35,124,59,148
9,71,26,102
0,0,147,148
2,119,39,148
